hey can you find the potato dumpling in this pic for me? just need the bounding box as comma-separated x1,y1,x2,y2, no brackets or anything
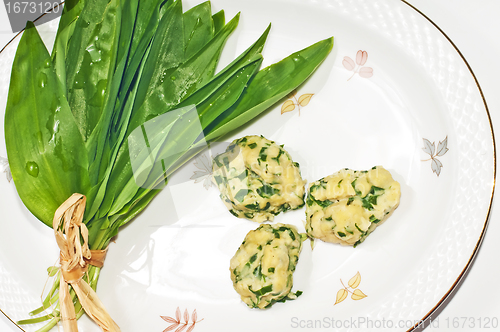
305,166,400,247
230,223,305,309
212,135,306,222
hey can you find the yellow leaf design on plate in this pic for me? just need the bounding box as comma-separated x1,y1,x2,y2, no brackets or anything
348,271,361,289
334,288,348,305
298,93,314,107
351,289,367,301
281,100,296,114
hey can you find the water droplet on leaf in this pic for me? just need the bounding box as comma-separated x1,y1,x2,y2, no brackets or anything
38,72,48,88
89,79,107,106
74,71,85,89
86,43,102,63
25,161,39,177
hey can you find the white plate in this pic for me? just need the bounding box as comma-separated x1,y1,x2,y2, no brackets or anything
0,0,495,331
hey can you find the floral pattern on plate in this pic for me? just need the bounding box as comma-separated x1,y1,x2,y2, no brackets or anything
0,156,11,183
280,89,314,115
190,153,214,190
161,307,203,332
334,271,367,305
422,136,449,176
343,50,374,80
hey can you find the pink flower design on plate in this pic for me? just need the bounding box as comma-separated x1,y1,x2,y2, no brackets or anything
161,307,204,332
342,50,374,80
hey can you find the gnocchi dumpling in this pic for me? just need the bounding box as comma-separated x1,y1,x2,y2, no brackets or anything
213,135,306,222
230,223,305,309
305,166,401,247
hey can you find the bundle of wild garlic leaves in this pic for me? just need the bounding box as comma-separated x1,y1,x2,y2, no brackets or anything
4,0,332,330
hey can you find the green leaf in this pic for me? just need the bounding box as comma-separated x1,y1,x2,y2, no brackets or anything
5,23,90,227
112,57,264,213
85,1,171,218
65,0,121,141
93,140,134,217
51,0,85,59
105,105,195,216
52,17,78,90
115,0,140,71
212,9,225,35
51,0,85,88
116,0,164,106
87,0,167,193
129,0,185,125
129,0,164,60
205,37,334,141
132,22,271,174
59,0,85,22
195,55,263,130
175,23,270,110
183,1,214,59
117,188,161,227
83,0,144,214
128,12,241,134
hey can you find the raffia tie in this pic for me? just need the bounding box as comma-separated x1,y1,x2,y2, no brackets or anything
53,193,120,332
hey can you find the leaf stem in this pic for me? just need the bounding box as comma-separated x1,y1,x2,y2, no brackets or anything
339,279,354,294
291,94,301,116
347,66,359,81
34,316,59,332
